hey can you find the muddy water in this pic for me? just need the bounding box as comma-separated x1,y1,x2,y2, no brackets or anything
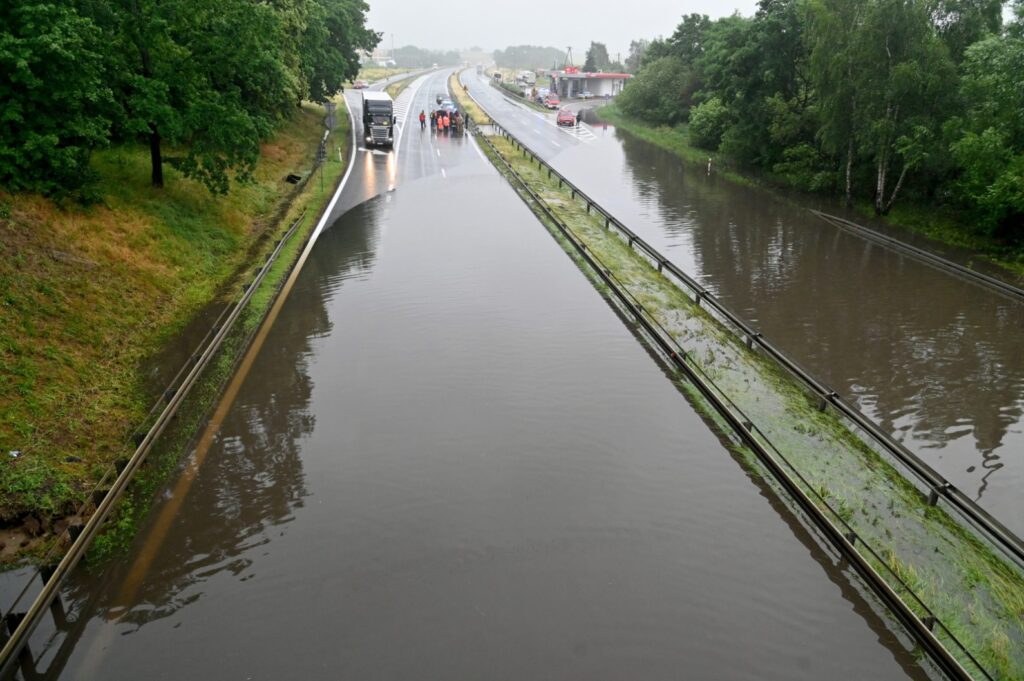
34,164,934,679
551,127,1024,534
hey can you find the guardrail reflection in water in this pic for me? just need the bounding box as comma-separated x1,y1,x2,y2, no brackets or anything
463,113,1020,681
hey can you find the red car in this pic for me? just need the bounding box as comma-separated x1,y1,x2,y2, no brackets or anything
544,95,561,109
556,108,576,126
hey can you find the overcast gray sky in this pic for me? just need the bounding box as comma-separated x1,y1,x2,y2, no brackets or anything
366,1,762,62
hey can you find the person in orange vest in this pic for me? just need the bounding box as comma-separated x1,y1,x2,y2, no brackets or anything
419,110,426,130
443,113,450,133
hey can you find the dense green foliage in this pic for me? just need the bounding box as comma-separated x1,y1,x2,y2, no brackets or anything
493,45,566,70
0,2,114,195
624,39,650,73
390,45,460,68
0,0,377,196
617,0,1024,242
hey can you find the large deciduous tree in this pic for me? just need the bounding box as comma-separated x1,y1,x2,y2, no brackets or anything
949,31,1024,240
583,42,611,72
624,39,649,73
857,0,954,214
808,0,868,206
927,0,1003,61
76,0,376,194
0,1,113,194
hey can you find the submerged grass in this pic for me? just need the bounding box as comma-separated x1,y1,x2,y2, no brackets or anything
1,100,349,560
596,104,1024,280
480,132,1024,679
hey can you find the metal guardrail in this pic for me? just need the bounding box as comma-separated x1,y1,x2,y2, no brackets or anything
462,107,1024,574
810,210,1024,301
468,119,986,681
0,199,319,676
456,94,1024,677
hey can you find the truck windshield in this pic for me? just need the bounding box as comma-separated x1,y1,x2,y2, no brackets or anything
366,103,392,113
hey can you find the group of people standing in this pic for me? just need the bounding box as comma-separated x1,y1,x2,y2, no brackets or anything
420,109,463,135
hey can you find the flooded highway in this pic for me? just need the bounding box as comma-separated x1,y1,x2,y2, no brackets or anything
24,72,938,680
463,71,1024,534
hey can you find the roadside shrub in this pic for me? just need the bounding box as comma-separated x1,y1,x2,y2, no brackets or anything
772,143,837,192
616,57,695,126
688,97,731,150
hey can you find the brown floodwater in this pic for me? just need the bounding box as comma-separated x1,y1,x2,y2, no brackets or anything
546,121,1024,535
8,71,940,680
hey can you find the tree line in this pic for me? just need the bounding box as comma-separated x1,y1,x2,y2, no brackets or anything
390,45,461,68
1,0,378,197
616,0,1024,243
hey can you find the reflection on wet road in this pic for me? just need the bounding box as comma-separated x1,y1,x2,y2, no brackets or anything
464,70,1024,533
39,71,935,681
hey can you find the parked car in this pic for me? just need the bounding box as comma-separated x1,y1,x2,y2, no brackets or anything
579,90,595,100
556,108,576,126
436,93,446,105
353,80,369,89
544,95,561,109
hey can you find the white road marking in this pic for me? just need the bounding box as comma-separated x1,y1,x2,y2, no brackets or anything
469,134,488,163
393,74,430,160
441,168,446,178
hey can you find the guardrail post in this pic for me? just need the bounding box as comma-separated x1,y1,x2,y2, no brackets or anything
4,614,34,678
927,483,951,506
38,567,68,630
817,391,837,412
745,331,761,349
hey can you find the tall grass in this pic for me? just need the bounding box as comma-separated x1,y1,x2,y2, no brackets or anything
0,101,343,541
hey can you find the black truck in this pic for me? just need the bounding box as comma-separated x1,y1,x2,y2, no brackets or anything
361,91,394,147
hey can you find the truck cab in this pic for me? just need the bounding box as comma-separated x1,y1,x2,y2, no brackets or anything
361,91,394,147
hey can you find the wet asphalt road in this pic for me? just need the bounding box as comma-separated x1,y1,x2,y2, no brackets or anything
24,70,936,681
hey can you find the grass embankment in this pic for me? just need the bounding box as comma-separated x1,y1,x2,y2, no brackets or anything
449,73,491,126
0,99,351,561
479,133,1024,678
386,73,417,100
596,103,1024,279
